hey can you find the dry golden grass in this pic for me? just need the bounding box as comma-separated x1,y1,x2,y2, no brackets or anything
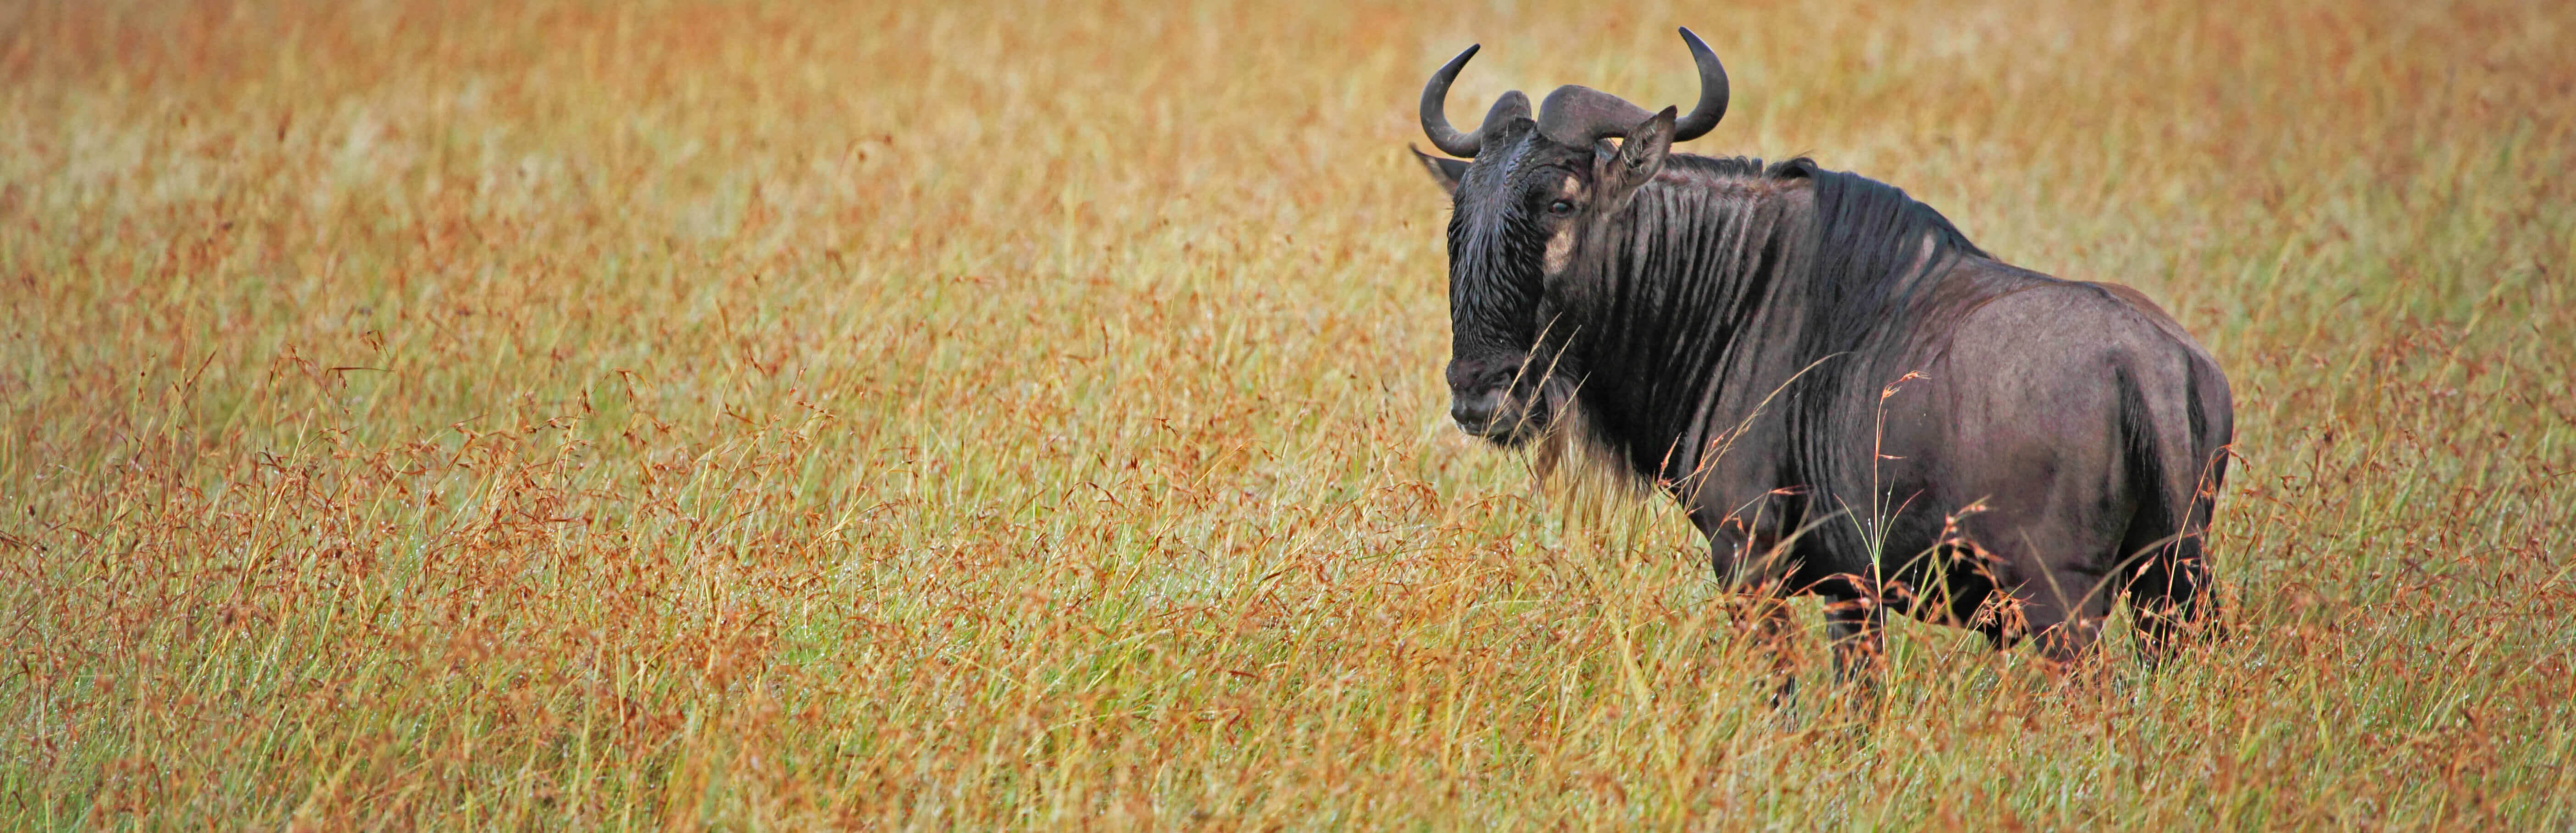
4,0,2572,827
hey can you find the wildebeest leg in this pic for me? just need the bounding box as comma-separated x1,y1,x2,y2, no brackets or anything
1707,530,1802,707
1822,591,1886,717
1820,575,1886,686
1732,586,1801,710
2020,585,2112,670
2130,544,2210,669
2126,474,2222,668
1972,522,2114,669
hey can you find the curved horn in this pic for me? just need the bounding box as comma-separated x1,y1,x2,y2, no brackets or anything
1535,28,1732,147
1671,27,1730,141
1422,44,1527,158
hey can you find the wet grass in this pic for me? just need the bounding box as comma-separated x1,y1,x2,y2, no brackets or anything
3,0,2572,827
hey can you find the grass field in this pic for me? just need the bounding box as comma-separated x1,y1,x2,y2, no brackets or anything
6,0,2574,827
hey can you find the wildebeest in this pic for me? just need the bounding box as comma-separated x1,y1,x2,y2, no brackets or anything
1410,29,2233,680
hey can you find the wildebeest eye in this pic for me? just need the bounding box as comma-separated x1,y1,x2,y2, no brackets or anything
1548,199,1577,216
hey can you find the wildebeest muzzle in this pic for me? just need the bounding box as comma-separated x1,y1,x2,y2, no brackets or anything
1447,353,1549,444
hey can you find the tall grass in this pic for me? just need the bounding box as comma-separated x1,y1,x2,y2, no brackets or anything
3,0,2570,827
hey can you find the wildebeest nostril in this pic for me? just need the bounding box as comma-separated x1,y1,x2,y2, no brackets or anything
1447,357,1527,391
1451,397,1494,428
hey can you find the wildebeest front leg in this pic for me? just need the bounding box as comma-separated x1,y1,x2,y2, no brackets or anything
1821,576,1887,685
1743,589,1800,709
1709,531,1801,707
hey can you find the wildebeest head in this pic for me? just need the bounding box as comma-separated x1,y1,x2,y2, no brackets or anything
1414,29,1730,445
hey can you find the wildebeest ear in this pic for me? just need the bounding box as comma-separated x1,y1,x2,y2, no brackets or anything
1599,106,1677,203
1410,144,1469,196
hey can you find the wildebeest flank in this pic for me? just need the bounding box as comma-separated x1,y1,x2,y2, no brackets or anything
1410,29,2234,679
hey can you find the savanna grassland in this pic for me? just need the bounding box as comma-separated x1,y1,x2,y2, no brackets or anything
5,0,2574,827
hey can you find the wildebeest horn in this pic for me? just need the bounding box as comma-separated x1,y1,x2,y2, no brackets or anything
1671,28,1730,141
1419,45,1532,158
1536,27,1730,147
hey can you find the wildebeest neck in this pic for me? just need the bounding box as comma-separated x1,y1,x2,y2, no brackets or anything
1566,156,1988,490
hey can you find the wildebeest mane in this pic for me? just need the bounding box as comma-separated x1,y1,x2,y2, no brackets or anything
1566,157,1988,562
1773,158,1989,358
